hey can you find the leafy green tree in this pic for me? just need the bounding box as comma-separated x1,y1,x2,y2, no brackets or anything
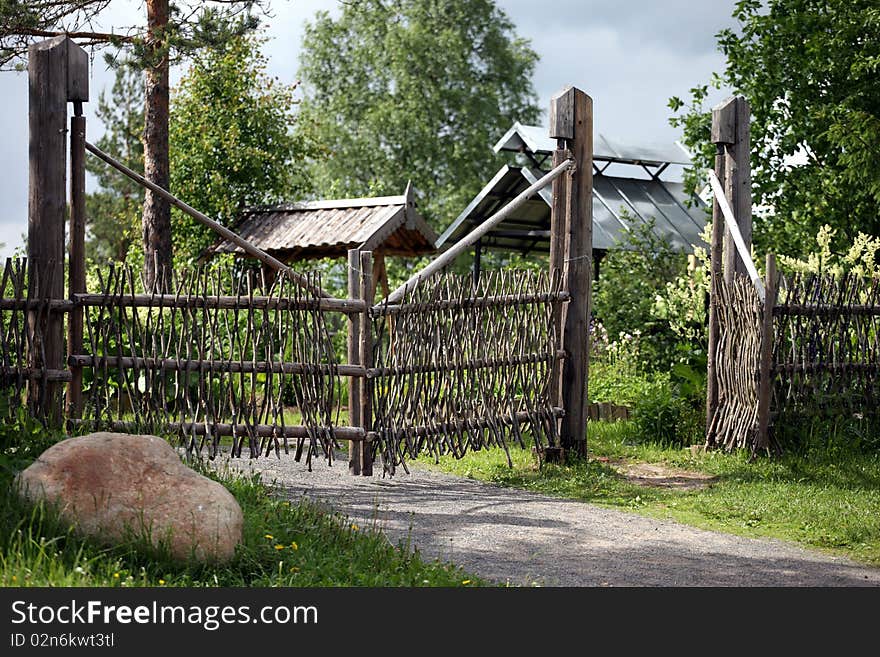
296,0,540,229
669,0,880,257
85,67,144,264
169,35,314,261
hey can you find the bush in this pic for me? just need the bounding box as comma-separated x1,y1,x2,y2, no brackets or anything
629,374,704,447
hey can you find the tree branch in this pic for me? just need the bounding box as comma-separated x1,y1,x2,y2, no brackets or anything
11,27,137,43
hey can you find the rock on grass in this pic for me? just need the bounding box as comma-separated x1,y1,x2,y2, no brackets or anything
15,432,242,563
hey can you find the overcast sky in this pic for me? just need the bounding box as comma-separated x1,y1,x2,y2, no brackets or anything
0,0,736,259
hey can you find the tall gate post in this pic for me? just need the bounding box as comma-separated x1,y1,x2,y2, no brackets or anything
549,86,593,458
706,96,751,445
28,36,88,426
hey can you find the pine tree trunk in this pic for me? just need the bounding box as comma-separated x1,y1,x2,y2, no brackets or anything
142,0,172,291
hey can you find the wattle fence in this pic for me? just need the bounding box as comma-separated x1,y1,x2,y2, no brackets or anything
708,261,880,453
0,256,570,474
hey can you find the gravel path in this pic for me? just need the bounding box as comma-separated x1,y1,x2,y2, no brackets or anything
224,453,880,587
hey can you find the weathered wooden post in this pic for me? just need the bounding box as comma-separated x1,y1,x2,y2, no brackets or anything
705,95,751,445
67,103,87,422
348,249,374,476
756,253,777,451
359,250,374,476
549,86,592,458
347,249,363,475
715,96,752,282
28,36,88,426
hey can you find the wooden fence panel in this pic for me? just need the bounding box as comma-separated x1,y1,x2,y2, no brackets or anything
369,269,565,474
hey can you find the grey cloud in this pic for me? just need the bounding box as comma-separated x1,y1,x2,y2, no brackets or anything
500,0,737,55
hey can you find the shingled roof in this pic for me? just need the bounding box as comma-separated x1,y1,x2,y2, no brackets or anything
211,183,437,261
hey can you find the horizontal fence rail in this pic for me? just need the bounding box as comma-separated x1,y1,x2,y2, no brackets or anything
74,293,366,314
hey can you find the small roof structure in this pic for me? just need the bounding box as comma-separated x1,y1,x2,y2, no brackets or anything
211,183,437,261
436,124,707,256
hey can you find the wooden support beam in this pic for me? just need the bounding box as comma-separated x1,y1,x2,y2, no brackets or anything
706,96,753,446
705,142,725,447
73,293,366,314
385,158,573,304
84,140,330,298
472,239,482,287
551,86,592,458
68,419,369,442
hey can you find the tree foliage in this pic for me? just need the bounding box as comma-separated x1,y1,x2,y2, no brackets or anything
169,35,314,262
85,66,144,264
296,0,540,229
1,0,267,287
669,0,880,257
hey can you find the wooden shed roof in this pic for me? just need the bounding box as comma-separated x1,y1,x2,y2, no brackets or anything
211,184,438,260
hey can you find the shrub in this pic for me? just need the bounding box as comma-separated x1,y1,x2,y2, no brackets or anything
629,374,704,447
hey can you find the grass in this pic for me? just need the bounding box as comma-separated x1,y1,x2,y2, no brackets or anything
418,421,880,566
0,430,481,588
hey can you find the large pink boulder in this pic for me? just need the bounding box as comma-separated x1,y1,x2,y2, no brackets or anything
15,432,242,563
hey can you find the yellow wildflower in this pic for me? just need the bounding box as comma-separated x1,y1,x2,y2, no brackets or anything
351,524,359,532
113,573,120,579
158,579,165,585
264,534,274,540
274,544,285,550
290,542,298,550
462,580,471,585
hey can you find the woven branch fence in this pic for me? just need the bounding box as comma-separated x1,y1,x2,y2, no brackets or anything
1,256,571,473
0,258,64,417
369,269,565,473
773,272,880,423
708,274,764,451
75,264,343,463
709,266,880,453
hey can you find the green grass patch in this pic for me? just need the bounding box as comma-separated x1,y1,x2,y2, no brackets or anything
419,421,880,565
0,434,480,588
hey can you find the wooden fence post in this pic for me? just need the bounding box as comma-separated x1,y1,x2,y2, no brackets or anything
714,96,752,283
756,253,777,451
359,251,374,476
705,95,751,445
549,86,592,458
547,144,569,452
347,249,363,475
67,106,87,422
28,36,88,426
